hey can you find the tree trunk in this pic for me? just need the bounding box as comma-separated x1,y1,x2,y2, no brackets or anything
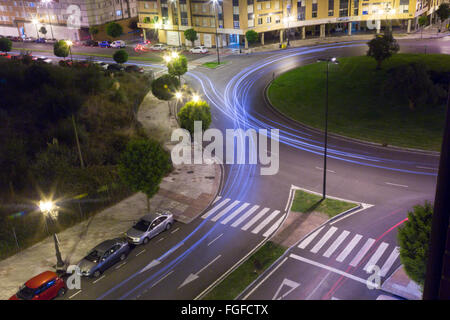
376,60,382,70
408,98,415,111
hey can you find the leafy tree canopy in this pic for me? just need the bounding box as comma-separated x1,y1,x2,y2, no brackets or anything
366,32,399,69
0,37,12,53
151,74,180,101
167,54,188,78
397,202,433,287
184,28,198,45
89,26,99,35
118,138,171,200
177,100,211,134
106,22,123,38
245,30,259,44
436,3,450,22
39,26,47,35
53,40,70,58
113,49,129,64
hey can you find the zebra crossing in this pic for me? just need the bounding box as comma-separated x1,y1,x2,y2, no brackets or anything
201,197,284,238
296,225,400,278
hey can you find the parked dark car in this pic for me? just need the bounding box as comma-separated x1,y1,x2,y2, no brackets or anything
35,38,46,43
125,65,144,73
77,238,130,277
84,39,98,47
9,271,67,300
98,40,111,48
107,63,125,72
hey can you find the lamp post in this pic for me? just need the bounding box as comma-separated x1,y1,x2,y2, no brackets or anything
65,40,73,63
39,200,65,271
284,15,294,45
174,91,183,116
211,0,220,65
41,0,55,40
192,93,200,103
317,57,339,200
32,18,40,38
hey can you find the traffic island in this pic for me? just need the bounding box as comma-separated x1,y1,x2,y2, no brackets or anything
201,61,229,69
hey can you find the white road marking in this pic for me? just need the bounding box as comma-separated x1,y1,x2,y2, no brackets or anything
211,200,240,222
156,237,165,243
241,208,271,231
285,188,295,212
212,196,222,204
416,166,437,170
207,233,223,246
310,227,338,254
231,205,260,228
68,290,82,299
171,227,180,234
179,255,222,289
263,214,286,238
198,255,222,275
315,167,336,173
201,198,231,219
221,202,250,225
136,249,146,256
385,182,408,188
336,234,363,262
115,261,127,269
151,271,174,288
298,226,325,249
251,210,281,234
380,247,400,277
305,271,331,300
350,238,375,267
363,242,389,272
273,278,301,300
323,230,350,258
242,257,289,300
289,254,369,286
93,275,106,284
329,203,374,225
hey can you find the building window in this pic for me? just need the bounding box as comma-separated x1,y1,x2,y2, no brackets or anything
258,17,263,24
248,19,254,27
353,0,359,15
144,2,149,9
275,1,280,9
275,15,280,23
248,0,254,4
265,2,270,9
297,0,305,20
339,0,349,17
266,16,271,23
312,0,318,17
232,0,239,5
399,0,409,13
116,10,122,16
233,6,239,14
233,20,240,28
257,3,261,10
328,0,334,16
248,5,254,13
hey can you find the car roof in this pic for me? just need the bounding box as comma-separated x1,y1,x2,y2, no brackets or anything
25,271,57,289
93,239,119,251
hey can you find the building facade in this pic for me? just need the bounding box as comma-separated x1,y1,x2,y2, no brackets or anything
0,0,139,40
137,0,446,47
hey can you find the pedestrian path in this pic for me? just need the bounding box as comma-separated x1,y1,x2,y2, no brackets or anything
201,197,284,238
295,225,400,278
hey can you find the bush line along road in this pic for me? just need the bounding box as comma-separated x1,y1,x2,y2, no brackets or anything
0,35,448,300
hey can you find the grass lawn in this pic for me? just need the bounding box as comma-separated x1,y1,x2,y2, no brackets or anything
268,54,450,151
202,61,228,69
291,190,358,218
203,241,286,300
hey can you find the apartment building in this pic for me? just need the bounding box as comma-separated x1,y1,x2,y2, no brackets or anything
0,0,138,40
137,0,445,48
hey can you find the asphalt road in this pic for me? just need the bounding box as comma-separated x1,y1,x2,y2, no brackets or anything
41,36,449,300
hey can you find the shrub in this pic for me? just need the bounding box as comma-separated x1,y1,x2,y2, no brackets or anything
0,37,12,53
113,49,129,64
177,100,211,134
245,30,259,45
54,40,70,59
106,22,123,38
184,28,198,46
151,74,180,101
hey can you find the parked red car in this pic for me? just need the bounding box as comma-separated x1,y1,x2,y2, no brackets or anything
9,271,67,300
0,52,11,59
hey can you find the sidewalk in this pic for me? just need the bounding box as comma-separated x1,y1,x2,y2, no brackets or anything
0,90,221,300
381,265,422,300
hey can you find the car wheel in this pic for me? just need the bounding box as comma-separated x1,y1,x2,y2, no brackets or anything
143,237,150,245
120,253,127,261
93,270,102,278
57,287,67,297
165,223,172,231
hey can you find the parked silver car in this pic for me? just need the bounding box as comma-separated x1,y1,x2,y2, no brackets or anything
126,210,174,245
77,238,130,277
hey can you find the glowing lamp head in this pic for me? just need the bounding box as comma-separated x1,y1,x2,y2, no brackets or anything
175,92,182,100
39,200,54,214
65,40,73,47
32,18,39,25
171,51,179,59
331,57,336,62
192,94,200,103
164,55,172,63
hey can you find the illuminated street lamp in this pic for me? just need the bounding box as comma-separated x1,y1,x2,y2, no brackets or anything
171,50,179,59
31,18,40,38
174,91,183,115
65,39,74,62
38,199,65,271
192,94,200,103
41,0,55,40
317,57,339,200
211,0,221,65
283,15,295,45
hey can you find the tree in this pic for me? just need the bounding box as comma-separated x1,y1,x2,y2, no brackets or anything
418,15,429,39
167,54,188,80
54,40,70,59
106,22,123,38
397,202,433,287
89,26,99,38
177,100,211,134
113,49,129,64
0,37,12,53
128,18,139,30
184,28,198,46
436,3,449,29
118,139,171,209
384,62,443,110
366,32,399,69
245,30,259,46
151,74,180,101
39,26,47,36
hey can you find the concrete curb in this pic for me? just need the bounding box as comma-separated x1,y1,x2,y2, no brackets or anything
262,59,440,157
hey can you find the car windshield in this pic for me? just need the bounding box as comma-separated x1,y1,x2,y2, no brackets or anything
134,219,150,232
17,285,36,300
85,249,102,263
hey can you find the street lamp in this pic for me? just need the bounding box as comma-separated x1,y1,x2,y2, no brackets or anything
65,40,73,62
192,93,200,103
317,57,339,200
41,0,55,40
174,91,183,115
31,18,40,38
38,199,65,271
283,15,294,45
211,0,220,65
